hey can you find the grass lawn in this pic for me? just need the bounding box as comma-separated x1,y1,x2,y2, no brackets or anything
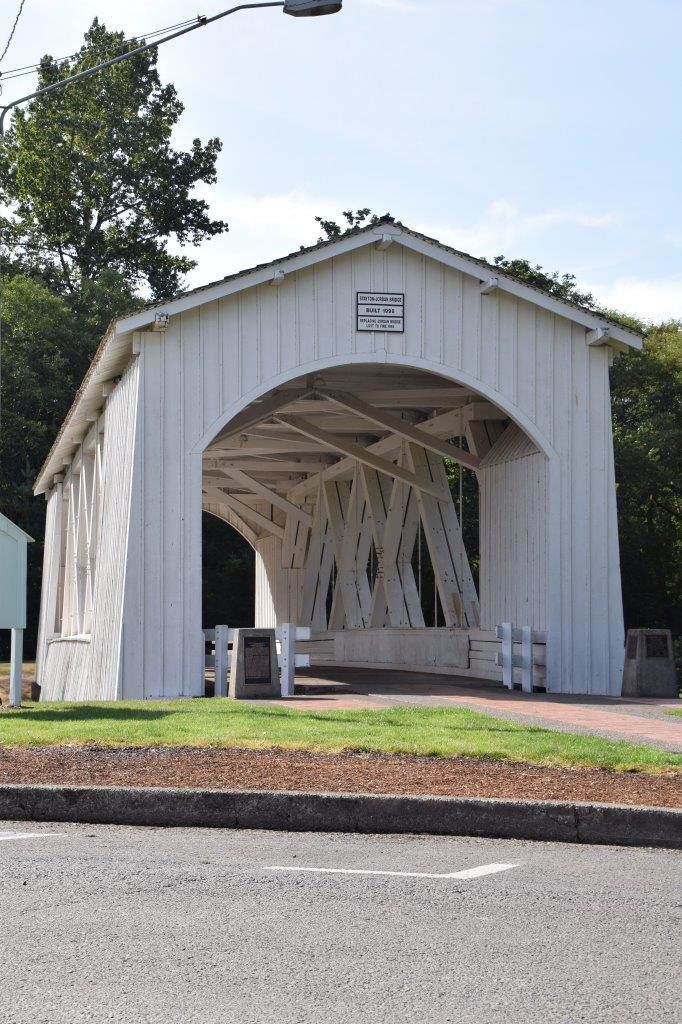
668,709,682,717
0,699,680,773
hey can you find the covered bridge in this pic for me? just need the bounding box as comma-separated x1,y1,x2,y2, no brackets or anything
33,218,642,700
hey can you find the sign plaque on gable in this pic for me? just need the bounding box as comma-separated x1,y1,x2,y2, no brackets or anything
357,292,404,333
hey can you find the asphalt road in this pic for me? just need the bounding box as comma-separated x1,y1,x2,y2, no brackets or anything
0,823,679,1023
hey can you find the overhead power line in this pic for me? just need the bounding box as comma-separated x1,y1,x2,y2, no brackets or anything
0,16,202,84
0,0,27,67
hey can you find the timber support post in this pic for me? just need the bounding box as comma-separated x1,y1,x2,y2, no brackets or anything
280,622,296,697
214,624,230,697
9,628,23,707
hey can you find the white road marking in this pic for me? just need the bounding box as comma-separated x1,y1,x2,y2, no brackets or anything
0,832,65,842
266,861,518,880
451,863,519,880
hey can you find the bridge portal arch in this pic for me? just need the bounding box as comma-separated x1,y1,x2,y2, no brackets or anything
35,219,637,699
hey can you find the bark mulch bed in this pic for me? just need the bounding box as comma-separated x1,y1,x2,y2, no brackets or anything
0,745,680,807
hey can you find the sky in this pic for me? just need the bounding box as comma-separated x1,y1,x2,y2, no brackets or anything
2,0,681,322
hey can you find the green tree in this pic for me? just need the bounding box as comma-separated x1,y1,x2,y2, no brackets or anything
0,18,226,308
610,324,682,634
0,20,230,658
315,208,392,242
0,276,87,654
489,255,596,308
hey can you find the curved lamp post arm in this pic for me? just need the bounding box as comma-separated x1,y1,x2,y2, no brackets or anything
0,3,286,136
0,0,347,431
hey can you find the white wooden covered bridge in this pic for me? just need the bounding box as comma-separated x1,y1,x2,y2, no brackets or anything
33,218,642,700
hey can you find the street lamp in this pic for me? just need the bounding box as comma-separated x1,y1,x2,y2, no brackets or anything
0,0,342,432
0,1,343,135
284,1,343,13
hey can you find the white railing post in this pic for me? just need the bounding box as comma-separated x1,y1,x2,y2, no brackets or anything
520,625,533,694
280,622,296,697
496,622,534,692
214,624,230,698
9,628,23,707
497,622,513,689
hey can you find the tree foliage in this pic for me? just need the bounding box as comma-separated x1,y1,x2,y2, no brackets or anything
0,19,226,304
0,276,88,651
0,20,229,657
315,208,392,243
489,255,596,308
610,324,682,633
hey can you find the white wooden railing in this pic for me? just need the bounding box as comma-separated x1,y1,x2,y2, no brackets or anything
203,624,312,698
495,623,543,693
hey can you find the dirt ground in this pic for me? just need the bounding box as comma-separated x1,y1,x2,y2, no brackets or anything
0,745,679,808
0,669,35,706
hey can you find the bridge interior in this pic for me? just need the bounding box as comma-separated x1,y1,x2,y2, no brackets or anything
201,364,546,687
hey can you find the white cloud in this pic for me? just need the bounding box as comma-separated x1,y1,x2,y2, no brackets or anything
183,192,622,296
585,275,682,324
416,200,617,259
183,190,340,287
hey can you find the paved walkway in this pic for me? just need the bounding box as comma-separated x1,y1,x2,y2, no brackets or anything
262,668,682,751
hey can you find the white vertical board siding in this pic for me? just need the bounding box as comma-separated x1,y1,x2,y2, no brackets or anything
41,639,92,702
35,485,62,689
55,239,625,699
254,543,277,628
255,536,303,627
89,359,140,700
120,329,203,699
479,427,548,632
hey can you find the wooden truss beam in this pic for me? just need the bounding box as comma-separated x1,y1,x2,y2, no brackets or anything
209,388,311,446
287,407,488,503
203,458,335,473
253,414,385,434
274,414,449,502
362,465,424,628
405,443,480,627
314,388,481,471
201,485,285,539
325,473,372,629
282,508,311,569
213,467,313,526
278,389,469,414
299,499,335,630
464,419,506,459
209,437,331,455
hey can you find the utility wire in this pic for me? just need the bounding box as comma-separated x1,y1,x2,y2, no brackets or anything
0,0,23,438
0,17,201,83
0,0,27,67
0,11,203,435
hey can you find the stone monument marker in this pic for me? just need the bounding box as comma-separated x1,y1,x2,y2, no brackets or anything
621,629,678,698
228,628,280,699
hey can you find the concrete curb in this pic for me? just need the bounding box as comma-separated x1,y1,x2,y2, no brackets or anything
0,784,680,848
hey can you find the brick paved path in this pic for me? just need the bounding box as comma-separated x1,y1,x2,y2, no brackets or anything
265,668,682,751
